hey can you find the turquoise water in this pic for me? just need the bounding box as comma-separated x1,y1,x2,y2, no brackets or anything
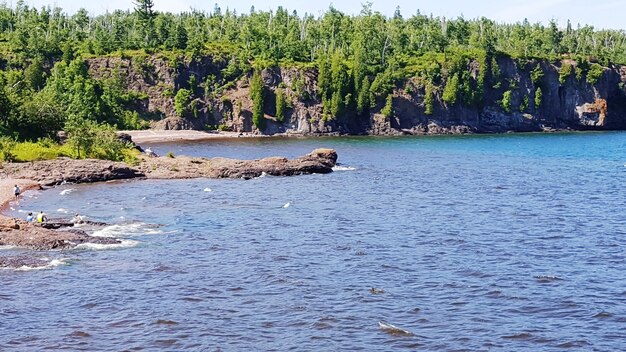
2,132,626,351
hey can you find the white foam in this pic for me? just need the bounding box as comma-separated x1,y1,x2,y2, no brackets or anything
57,208,69,214
14,258,70,271
378,321,413,335
59,189,75,196
92,223,164,238
203,187,212,192
283,202,291,208
75,239,139,250
333,165,356,171
259,172,268,178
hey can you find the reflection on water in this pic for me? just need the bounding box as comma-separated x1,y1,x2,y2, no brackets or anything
2,132,626,350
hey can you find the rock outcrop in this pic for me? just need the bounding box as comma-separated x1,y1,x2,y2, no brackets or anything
0,149,337,185
137,148,337,179
0,217,120,251
87,54,626,135
1,158,145,186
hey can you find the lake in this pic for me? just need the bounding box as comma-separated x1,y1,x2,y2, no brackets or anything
2,132,625,351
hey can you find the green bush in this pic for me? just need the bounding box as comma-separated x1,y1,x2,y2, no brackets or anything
586,63,605,85
559,63,572,84
381,94,394,118
174,88,191,116
535,87,543,109
501,90,513,113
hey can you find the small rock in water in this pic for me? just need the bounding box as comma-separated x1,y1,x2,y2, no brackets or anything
370,287,386,294
378,321,414,336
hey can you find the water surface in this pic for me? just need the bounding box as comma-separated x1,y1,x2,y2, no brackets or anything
2,132,625,351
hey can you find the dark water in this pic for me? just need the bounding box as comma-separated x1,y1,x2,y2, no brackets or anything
2,132,626,351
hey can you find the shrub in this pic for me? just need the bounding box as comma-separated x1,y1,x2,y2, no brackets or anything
442,74,459,105
559,63,572,84
275,87,286,122
535,87,543,109
531,64,544,86
166,151,175,158
424,83,434,115
174,88,191,116
586,63,605,85
381,94,394,118
501,90,513,113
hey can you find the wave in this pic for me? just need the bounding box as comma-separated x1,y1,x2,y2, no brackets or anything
59,189,75,196
91,223,165,238
75,239,139,250
12,258,71,271
57,208,70,214
333,165,356,171
203,187,212,192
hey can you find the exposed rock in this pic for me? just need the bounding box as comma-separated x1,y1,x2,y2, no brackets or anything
0,216,120,250
0,256,52,269
0,158,145,186
86,54,626,136
137,148,338,179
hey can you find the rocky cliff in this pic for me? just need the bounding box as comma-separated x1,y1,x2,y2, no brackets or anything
87,54,626,135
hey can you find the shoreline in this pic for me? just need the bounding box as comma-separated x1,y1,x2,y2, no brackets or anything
120,128,617,145
0,179,41,213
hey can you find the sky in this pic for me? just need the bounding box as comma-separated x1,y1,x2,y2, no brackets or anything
11,0,626,30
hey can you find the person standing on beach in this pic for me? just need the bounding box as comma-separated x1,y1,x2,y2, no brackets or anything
13,185,20,201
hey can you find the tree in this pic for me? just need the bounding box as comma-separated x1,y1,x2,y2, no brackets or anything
275,87,286,122
424,83,434,115
356,76,370,115
250,70,265,130
442,74,459,106
381,94,393,118
174,88,191,116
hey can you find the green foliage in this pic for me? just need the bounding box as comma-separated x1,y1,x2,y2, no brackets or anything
0,3,624,145
586,63,604,85
356,77,370,115
64,117,128,160
250,70,265,130
501,90,513,113
275,87,286,122
174,88,191,116
424,83,434,115
166,151,175,158
531,64,544,86
491,57,501,86
381,94,394,118
559,62,572,84
442,74,459,106
520,96,529,112
535,87,543,109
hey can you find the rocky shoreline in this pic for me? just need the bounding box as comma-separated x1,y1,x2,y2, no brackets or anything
0,148,337,268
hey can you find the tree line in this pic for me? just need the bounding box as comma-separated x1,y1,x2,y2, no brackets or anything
1,0,625,150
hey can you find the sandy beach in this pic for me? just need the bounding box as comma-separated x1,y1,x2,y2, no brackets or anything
0,178,40,212
120,130,262,144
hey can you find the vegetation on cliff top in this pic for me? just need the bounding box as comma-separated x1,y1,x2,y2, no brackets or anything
0,0,625,158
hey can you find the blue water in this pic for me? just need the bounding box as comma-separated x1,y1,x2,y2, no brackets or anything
2,132,626,351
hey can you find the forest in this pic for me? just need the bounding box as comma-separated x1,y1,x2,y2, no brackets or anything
1,0,625,160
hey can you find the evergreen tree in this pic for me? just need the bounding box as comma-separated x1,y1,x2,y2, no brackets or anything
250,70,265,130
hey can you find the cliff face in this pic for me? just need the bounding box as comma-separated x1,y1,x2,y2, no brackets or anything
87,55,626,135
